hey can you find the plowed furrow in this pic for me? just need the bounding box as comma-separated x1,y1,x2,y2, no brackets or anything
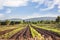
10,27,27,39
22,26,32,38
32,26,60,40
0,28,17,35
10,25,32,40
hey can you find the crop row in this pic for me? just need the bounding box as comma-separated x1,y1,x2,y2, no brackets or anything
29,25,44,40
0,24,27,39
0,24,26,32
32,24,60,35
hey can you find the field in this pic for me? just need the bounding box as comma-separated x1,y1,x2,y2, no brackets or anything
0,24,60,40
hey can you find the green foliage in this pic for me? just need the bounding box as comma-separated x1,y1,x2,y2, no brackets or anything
0,20,1,25
40,20,44,23
56,16,60,23
29,25,41,38
5,20,11,26
56,23,60,28
30,26,44,40
23,20,26,24
31,22,37,24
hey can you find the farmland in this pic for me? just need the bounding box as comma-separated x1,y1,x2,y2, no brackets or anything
1,0,60,40
0,16,60,40
0,23,60,40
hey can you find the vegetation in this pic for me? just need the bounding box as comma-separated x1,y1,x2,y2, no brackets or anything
56,16,60,23
0,24,26,39
0,24,26,31
0,16,60,39
5,20,11,26
32,24,60,35
0,27,25,39
30,26,44,40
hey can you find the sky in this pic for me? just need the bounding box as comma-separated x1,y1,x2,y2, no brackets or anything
0,0,60,20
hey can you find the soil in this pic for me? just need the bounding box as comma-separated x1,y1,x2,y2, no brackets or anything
32,25,60,40
10,25,32,40
0,28,17,35
0,25,60,40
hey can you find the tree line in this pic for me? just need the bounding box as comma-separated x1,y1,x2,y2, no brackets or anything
23,16,60,24
0,20,21,25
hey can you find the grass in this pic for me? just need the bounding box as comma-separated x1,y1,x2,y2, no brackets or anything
0,27,17,32
0,24,26,32
32,24,60,35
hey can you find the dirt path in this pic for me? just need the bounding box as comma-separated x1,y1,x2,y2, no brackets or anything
32,25,60,40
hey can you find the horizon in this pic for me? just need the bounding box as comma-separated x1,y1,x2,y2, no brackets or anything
0,0,60,20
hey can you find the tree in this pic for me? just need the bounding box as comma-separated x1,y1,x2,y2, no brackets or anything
37,21,40,24
10,21,15,25
56,16,60,23
50,20,55,24
5,20,11,26
31,21,37,24
20,20,23,24
0,20,1,25
44,20,50,24
40,20,44,24
23,20,26,24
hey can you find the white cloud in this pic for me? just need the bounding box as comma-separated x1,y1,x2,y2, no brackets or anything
9,13,41,19
8,13,60,19
32,0,60,11
0,13,13,20
22,13,41,19
0,13,4,17
0,13,5,20
9,16,20,19
58,9,60,12
40,5,54,11
4,0,29,7
58,5,60,9
0,0,29,9
0,0,4,9
42,13,59,17
32,13,59,17
22,13,60,19
32,0,44,5
44,0,60,11
6,8,11,14
31,13,40,17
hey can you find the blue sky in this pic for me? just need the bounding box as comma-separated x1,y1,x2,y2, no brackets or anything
0,0,60,19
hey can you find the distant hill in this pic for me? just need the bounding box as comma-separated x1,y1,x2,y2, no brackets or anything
0,17,57,21
24,17,57,21
8,18,23,21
